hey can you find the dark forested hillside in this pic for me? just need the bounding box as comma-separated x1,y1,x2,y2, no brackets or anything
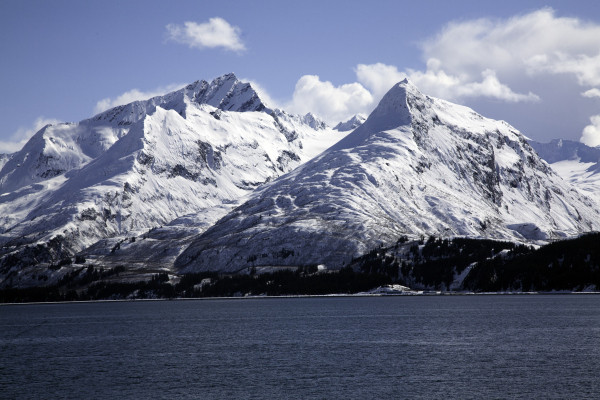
351,233,600,292
2,233,599,302
462,233,600,292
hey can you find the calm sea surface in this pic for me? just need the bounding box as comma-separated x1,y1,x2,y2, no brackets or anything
1,295,599,399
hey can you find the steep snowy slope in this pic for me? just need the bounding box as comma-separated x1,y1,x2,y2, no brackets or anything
530,139,600,200
176,79,599,273
0,74,347,284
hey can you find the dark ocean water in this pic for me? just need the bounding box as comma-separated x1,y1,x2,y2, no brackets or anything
1,295,599,399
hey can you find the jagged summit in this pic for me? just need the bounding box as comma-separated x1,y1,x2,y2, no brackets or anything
92,73,268,124
187,73,268,113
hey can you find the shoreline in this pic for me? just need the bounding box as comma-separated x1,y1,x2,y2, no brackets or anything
2,290,600,306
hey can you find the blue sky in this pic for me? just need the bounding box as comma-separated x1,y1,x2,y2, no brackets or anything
1,0,600,152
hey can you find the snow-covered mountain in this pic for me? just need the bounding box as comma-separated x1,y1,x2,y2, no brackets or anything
530,139,600,200
175,79,599,273
334,114,366,132
0,74,348,284
0,74,263,195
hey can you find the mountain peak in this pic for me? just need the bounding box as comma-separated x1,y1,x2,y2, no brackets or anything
330,80,422,150
193,73,268,113
530,138,600,164
360,79,422,134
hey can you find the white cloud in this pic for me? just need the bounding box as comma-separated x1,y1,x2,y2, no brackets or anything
166,17,245,52
0,117,61,153
402,59,461,100
363,8,600,104
287,75,374,125
527,52,600,86
582,88,600,98
286,61,537,125
423,8,600,81
455,70,539,102
581,115,600,147
94,84,184,114
0,141,22,154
